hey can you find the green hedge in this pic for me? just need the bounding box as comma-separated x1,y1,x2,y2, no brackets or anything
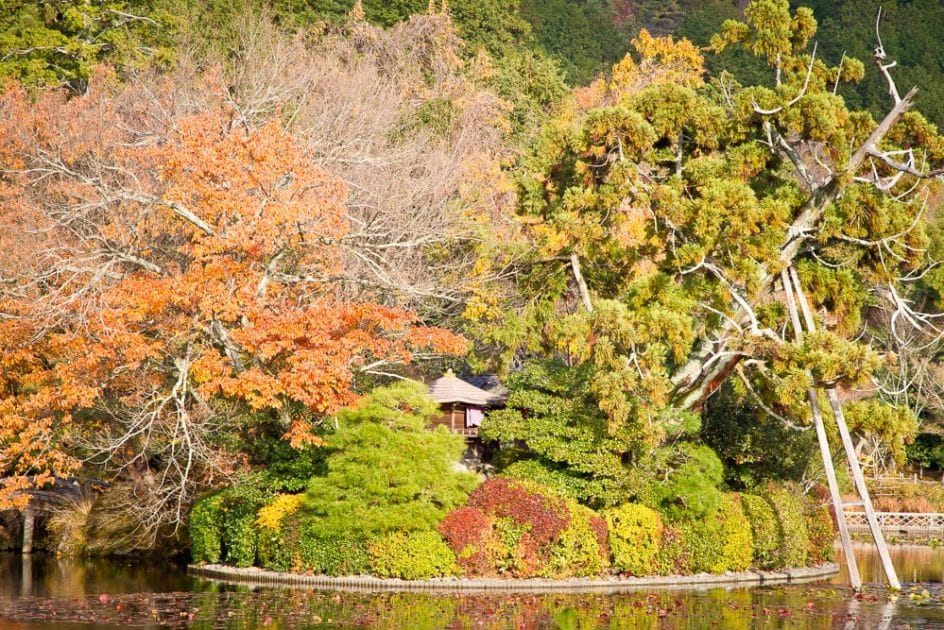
654,525,691,576
190,493,224,564
603,503,663,576
297,514,371,576
739,493,781,569
767,485,809,568
195,478,827,580
188,478,276,567
368,531,460,579
662,494,753,575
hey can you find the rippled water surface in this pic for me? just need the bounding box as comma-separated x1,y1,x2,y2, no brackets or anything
1,544,944,628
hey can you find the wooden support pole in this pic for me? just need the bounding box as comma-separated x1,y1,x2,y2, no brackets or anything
789,266,901,590
21,506,34,554
782,270,861,589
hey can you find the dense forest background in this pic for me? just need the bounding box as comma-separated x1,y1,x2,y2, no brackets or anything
4,1,944,125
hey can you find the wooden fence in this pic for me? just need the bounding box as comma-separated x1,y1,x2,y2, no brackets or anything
843,511,944,536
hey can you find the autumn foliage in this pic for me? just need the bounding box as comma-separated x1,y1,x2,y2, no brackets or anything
0,68,465,515
439,477,609,578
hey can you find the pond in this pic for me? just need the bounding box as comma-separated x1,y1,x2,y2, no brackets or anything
1,544,943,628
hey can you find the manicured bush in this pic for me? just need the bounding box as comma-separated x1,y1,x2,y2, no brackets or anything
654,525,691,576
217,480,275,568
544,501,610,578
658,494,752,575
368,531,460,579
441,477,609,578
767,485,809,568
739,493,781,569
804,501,836,564
298,517,371,576
189,493,224,564
303,383,477,541
437,507,496,575
650,442,725,522
467,477,569,546
716,494,752,573
256,494,303,531
255,494,304,572
678,519,718,574
222,513,259,568
603,503,663,576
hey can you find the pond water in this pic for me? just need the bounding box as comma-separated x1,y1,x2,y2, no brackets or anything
1,544,944,628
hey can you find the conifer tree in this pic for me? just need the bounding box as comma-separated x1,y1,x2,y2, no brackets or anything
474,0,943,462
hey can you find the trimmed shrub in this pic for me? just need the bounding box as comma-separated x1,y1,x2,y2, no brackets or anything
217,481,275,568
441,478,609,578
544,502,609,578
589,514,610,565
190,493,224,564
679,519,718,574
603,503,663,576
767,485,809,568
368,531,460,579
255,495,304,572
661,494,752,575
222,513,259,568
804,501,836,564
298,518,371,576
437,507,496,575
739,493,781,569
302,383,477,542
256,494,303,531
651,443,725,522
716,494,752,573
467,477,569,546
654,525,691,576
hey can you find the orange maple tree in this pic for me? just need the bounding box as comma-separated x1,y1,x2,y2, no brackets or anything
0,69,466,518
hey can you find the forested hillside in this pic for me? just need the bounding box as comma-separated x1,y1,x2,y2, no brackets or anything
2,0,944,564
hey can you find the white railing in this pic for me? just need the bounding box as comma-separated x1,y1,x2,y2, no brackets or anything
844,511,944,534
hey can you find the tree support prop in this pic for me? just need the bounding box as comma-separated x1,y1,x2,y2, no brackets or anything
781,269,861,589
789,266,901,590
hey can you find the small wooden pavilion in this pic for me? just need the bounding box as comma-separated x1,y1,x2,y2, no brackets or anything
427,370,505,437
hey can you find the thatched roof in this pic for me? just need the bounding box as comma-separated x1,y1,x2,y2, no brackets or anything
428,371,496,406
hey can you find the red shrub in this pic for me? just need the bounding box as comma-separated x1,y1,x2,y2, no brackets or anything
438,507,495,575
467,477,569,545
589,515,610,560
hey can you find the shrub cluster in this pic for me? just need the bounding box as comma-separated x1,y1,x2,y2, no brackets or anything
194,476,835,580
439,478,609,578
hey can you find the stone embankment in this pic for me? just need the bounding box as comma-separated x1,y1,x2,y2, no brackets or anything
189,562,839,593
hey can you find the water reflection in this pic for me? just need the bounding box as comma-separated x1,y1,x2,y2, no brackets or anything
0,548,943,628
836,542,944,585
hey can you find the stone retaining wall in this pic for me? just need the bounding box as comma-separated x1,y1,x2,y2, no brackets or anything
188,562,839,593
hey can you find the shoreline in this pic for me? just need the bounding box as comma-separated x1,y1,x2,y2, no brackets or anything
188,562,839,593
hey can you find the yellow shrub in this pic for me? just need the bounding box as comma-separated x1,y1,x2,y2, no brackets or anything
256,494,303,531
